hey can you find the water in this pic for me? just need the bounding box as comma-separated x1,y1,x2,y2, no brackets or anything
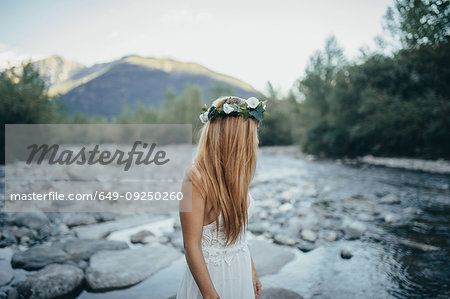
251,151,450,298
1,149,449,298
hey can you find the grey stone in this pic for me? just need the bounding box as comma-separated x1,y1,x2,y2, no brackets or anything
248,221,270,234
10,227,34,240
130,230,155,244
58,238,129,260
319,230,337,242
94,212,116,222
74,214,163,239
384,213,400,223
296,240,316,252
12,212,49,230
0,248,14,286
61,213,98,227
301,229,317,242
342,219,367,239
17,264,83,299
340,249,353,259
398,239,439,252
274,234,297,246
85,243,182,290
380,194,400,204
261,287,304,299
248,239,295,276
11,245,69,270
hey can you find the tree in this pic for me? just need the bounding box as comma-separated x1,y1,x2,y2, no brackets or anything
384,0,449,48
0,62,60,163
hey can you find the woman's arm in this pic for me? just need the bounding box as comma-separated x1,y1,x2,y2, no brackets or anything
179,169,219,299
251,256,262,299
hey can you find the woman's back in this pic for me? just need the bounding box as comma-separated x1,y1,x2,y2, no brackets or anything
201,193,254,266
177,192,255,299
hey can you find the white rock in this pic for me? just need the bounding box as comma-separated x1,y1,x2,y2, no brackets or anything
301,229,317,242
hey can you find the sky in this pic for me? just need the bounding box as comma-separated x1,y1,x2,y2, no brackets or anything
0,0,392,93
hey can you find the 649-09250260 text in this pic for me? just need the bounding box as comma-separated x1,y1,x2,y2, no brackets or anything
8,191,184,201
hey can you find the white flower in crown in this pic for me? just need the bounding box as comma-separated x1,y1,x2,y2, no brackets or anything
263,101,266,109
199,111,209,123
223,103,235,114
246,97,260,109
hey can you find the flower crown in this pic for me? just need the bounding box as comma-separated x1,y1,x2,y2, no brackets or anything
199,97,266,124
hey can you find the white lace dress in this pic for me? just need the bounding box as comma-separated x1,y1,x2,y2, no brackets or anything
176,193,255,299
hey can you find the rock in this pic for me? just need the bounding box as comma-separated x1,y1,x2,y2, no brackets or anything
17,264,83,299
74,214,163,239
10,227,34,240
11,245,69,270
284,218,302,237
398,239,439,252
12,212,50,230
301,229,317,242
340,249,353,259
261,287,304,299
342,219,367,239
384,213,400,223
248,221,270,235
0,237,16,248
274,234,297,246
94,212,116,222
158,236,170,244
57,223,70,234
380,194,400,204
0,248,14,286
319,230,337,242
248,239,295,276
61,213,97,227
85,243,182,290
0,286,19,299
296,240,316,252
279,203,294,212
57,238,129,260
170,235,184,250
19,236,30,245
298,213,319,230
357,213,374,222
130,230,156,244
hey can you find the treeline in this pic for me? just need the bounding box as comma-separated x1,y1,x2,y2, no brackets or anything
295,0,449,158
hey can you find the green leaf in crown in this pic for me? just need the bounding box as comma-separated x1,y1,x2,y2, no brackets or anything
199,97,266,124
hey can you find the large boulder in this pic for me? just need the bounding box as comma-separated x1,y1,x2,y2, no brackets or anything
55,238,129,260
85,243,182,290
17,264,84,299
248,239,295,276
261,287,303,299
11,245,68,270
12,212,50,230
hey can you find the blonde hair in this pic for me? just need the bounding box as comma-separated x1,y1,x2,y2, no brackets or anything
192,96,259,246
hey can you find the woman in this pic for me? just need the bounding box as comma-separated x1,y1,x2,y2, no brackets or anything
176,96,265,299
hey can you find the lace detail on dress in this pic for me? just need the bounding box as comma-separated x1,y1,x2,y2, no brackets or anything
201,193,254,266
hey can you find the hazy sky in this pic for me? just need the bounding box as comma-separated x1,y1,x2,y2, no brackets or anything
0,0,392,93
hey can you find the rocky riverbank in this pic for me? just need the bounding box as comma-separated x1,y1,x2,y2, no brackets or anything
0,146,449,298
358,155,450,174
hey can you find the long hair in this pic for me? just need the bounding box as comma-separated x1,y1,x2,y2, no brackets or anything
192,96,259,246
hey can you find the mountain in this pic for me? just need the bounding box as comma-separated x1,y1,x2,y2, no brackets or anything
33,55,85,86
34,55,258,118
